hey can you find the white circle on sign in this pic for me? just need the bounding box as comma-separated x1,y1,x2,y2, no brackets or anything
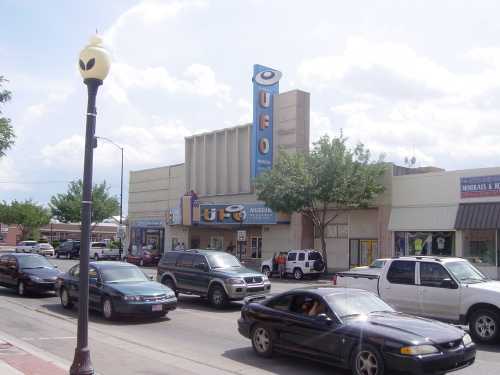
225,204,244,213
254,69,282,86
259,138,270,155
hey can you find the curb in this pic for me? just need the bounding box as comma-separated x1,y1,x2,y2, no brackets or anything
0,330,71,372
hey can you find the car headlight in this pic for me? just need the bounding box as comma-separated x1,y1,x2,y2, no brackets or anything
463,333,473,346
30,276,43,282
123,295,143,302
400,345,439,355
226,277,245,285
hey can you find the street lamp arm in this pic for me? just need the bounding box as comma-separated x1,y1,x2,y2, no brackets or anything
95,136,123,151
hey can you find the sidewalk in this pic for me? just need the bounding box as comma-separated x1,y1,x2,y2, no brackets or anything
0,334,69,375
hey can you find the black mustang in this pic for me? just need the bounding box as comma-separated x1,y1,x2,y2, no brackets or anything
57,261,177,320
238,288,476,375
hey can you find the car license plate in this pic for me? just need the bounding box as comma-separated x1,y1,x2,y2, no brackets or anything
152,304,163,312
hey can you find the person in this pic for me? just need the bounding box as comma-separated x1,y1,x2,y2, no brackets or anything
278,253,286,278
174,242,181,250
272,252,278,274
300,300,324,317
180,242,186,250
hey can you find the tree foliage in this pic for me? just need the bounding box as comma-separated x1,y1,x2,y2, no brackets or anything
49,179,119,224
255,134,387,270
0,76,15,157
0,200,51,240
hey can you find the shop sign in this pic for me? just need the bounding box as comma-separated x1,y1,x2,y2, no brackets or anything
251,64,282,178
460,175,500,198
198,203,278,225
132,219,164,228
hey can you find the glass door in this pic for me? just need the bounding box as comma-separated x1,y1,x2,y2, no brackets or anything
250,237,262,258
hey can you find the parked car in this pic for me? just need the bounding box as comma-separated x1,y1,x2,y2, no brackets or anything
0,253,62,296
56,261,177,320
334,256,500,343
157,249,271,308
55,240,80,259
126,249,161,266
238,287,476,375
261,249,325,280
90,242,120,261
35,242,55,257
15,240,38,253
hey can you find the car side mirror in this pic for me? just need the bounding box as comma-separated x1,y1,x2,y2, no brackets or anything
441,278,458,289
317,313,333,326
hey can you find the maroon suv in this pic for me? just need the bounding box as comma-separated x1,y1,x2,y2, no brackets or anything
126,250,161,267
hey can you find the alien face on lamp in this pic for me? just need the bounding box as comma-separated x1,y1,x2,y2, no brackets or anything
78,35,111,83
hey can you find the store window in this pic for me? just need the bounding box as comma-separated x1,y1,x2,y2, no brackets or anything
250,237,262,258
395,232,454,257
463,230,496,266
130,227,165,255
209,236,224,250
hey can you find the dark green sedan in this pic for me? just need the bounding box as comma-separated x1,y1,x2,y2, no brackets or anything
56,261,177,320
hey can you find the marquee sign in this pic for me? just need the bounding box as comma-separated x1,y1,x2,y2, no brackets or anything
251,64,281,178
198,203,279,225
460,175,500,198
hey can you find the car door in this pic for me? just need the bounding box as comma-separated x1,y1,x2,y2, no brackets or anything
286,252,297,274
88,267,102,310
0,255,9,285
279,293,343,362
174,254,194,290
417,262,461,322
66,264,80,299
190,254,211,293
380,260,419,315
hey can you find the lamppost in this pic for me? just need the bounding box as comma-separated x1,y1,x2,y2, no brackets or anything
95,136,124,258
70,34,110,375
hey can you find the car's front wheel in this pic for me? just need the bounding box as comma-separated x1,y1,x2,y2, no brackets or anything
351,344,385,375
251,324,274,358
208,284,228,309
293,268,304,280
102,297,115,320
470,309,500,344
60,287,73,309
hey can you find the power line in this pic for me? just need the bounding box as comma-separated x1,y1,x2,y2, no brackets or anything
0,180,75,184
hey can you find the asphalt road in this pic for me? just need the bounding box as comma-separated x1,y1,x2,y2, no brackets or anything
0,258,499,375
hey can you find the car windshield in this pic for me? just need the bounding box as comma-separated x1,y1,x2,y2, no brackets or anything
18,256,54,269
369,260,386,268
446,261,488,283
101,266,148,283
206,253,242,269
307,251,322,261
325,292,394,318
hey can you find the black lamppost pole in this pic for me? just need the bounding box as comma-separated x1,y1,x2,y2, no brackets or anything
70,34,111,375
95,136,124,256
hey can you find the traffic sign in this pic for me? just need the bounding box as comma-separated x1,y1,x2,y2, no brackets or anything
237,230,246,242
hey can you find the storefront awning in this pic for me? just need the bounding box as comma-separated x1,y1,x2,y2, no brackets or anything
455,203,500,229
388,206,458,231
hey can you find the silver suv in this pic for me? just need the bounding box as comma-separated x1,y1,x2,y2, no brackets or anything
261,249,325,280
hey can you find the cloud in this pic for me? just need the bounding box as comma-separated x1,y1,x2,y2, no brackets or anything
0,157,29,192
40,135,84,168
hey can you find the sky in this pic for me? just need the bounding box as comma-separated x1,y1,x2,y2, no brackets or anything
3,0,500,214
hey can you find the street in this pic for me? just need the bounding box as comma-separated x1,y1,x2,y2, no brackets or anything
0,258,497,375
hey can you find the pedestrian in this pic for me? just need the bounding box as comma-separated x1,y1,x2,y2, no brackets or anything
180,242,186,250
272,252,278,274
174,242,181,250
278,253,286,279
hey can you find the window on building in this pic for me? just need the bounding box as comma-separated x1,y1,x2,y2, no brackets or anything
387,261,416,285
463,230,496,267
396,232,454,257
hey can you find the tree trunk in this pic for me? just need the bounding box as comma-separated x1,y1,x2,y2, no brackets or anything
320,226,328,272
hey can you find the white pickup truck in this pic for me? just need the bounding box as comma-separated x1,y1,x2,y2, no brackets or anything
90,242,120,261
334,256,500,344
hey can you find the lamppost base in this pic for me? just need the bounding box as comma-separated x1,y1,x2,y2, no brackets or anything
70,347,94,375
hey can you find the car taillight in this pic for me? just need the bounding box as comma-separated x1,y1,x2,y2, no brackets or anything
332,274,337,286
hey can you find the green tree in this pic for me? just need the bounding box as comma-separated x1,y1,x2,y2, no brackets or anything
49,179,119,226
0,76,15,157
0,200,51,240
255,135,386,271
